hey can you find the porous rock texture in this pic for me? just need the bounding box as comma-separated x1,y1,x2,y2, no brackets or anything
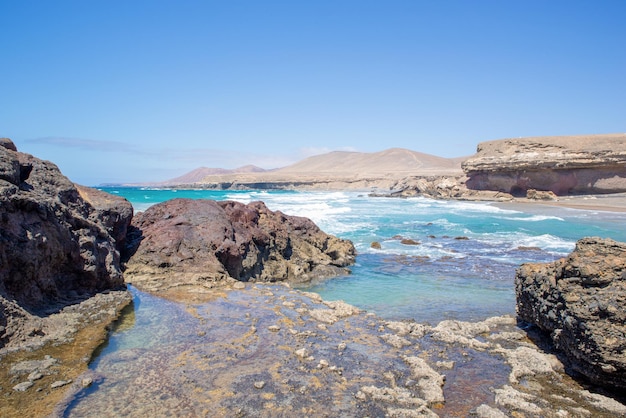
515,237,626,390
123,198,356,290
0,138,133,348
463,133,626,196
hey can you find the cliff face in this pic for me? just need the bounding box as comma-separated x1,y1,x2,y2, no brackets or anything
0,139,133,347
462,134,626,196
515,237,626,390
123,198,356,292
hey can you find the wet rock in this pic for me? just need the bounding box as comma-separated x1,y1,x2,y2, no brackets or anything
371,241,382,249
27,371,44,381
473,404,507,418
10,355,58,375
516,237,626,390
381,334,412,348
51,379,72,389
495,346,563,384
124,199,356,290
403,356,445,404
13,381,34,392
308,300,360,324
493,385,542,415
400,239,420,245
431,319,490,350
253,381,266,389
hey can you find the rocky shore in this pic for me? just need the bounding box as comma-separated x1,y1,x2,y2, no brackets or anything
516,237,626,391
0,138,134,417
2,135,626,416
53,283,626,417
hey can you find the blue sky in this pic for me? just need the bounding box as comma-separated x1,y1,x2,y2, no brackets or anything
1,1,624,185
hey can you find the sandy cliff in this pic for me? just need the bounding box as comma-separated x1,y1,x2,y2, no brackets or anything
463,133,626,196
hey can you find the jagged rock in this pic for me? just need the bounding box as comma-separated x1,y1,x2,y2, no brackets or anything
0,139,133,348
463,134,626,195
515,237,626,390
383,175,515,201
123,198,355,290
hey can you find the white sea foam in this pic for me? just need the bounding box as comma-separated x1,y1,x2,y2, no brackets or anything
500,214,564,222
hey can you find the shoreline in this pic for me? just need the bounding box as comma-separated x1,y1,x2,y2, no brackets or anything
493,193,626,214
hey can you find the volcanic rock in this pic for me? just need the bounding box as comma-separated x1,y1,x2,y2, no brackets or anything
123,198,355,290
463,134,626,195
515,237,626,390
0,139,133,348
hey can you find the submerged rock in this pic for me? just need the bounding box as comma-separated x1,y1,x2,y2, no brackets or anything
123,198,356,291
515,237,626,390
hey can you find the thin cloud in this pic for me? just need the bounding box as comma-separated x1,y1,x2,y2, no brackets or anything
25,136,144,154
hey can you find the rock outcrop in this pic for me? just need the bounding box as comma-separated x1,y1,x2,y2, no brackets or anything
463,134,626,196
515,237,626,390
123,198,356,291
0,138,133,348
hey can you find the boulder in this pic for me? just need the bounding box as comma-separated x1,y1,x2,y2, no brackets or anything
515,237,626,390
123,198,356,290
463,134,626,196
1,139,133,347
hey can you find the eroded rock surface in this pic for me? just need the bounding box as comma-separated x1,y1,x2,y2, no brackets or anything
516,237,626,390
463,134,626,195
0,139,133,350
123,198,356,291
54,285,626,417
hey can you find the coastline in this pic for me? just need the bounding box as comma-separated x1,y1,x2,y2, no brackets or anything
494,193,626,214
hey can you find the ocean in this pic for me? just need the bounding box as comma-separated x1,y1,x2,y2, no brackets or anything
104,187,626,323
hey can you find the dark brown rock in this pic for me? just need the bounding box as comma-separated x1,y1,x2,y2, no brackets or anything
123,198,356,290
0,138,17,152
515,237,626,390
1,141,133,348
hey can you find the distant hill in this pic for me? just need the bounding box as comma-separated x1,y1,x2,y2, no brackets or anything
156,147,467,189
272,148,464,175
161,165,267,185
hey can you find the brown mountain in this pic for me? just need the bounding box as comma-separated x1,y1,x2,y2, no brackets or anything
160,165,267,185
272,148,464,175
153,148,465,190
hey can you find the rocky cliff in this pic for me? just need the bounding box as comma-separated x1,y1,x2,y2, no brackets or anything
515,237,626,390
0,138,133,349
462,134,626,196
123,198,356,292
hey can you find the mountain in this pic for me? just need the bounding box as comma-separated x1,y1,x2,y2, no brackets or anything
160,165,267,185
156,147,467,190
272,148,464,175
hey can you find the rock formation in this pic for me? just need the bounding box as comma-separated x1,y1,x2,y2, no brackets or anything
463,133,626,196
515,237,626,390
0,138,133,348
123,198,356,291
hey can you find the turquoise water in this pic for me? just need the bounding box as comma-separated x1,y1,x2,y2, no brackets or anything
102,187,626,323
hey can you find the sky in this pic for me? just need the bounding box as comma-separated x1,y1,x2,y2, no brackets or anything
1,1,625,185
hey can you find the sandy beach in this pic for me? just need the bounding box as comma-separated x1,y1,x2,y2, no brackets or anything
501,193,626,214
